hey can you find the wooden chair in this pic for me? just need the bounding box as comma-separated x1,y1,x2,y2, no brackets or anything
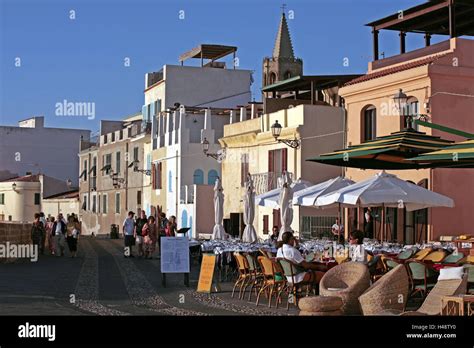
406,260,439,299
277,258,313,310
232,252,252,299
255,256,286,308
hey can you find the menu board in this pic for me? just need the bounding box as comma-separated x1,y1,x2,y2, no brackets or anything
160,237,190,273
197,254,216,293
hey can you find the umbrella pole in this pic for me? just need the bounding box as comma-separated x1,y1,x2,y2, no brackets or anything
338,203,341,244
382,204,386,242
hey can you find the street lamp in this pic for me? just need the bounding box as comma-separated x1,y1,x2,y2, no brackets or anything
66,179,72,188
12,183,17,192
271,120,300,149
201,137,226,162
393,89,411,129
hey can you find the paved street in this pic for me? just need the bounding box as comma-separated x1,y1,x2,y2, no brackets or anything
0,237,297,316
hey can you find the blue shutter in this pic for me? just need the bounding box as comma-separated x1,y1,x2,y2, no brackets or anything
208,170,219,185
168,171,173,192
150,102,155,121
193,169,204,185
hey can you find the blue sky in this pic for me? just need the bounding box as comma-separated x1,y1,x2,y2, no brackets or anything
0,0,446,132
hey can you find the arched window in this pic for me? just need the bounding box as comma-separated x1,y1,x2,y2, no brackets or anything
401,97,419,130
361,105,377,142
208,170,219,185
284,71,292,80
193,169,204,185
269,72,277,85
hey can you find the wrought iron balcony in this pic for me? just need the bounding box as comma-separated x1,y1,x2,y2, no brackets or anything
250,171,293,195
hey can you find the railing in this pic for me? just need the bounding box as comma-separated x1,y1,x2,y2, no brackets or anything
250,171,293,195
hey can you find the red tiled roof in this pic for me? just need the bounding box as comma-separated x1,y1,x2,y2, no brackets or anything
344,54,448,86
1,174,40,183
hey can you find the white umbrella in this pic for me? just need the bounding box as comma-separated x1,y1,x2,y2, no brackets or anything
242,174,257,243
293,176,355,206
316,171,454,241
255,177,312,208
316,171,454,211
278,172,294,240
211,177,228,240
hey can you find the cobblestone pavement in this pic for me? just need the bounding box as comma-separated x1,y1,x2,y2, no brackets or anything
0,237,298,316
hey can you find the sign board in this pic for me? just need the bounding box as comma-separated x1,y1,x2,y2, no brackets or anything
160,237,190,274
197,254,216,293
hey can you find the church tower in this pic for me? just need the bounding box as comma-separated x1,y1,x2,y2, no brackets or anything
262,10,303,94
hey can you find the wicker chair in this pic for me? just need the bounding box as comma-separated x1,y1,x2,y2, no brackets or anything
401,274,468,315
319,262,371,315
244,253,263,301
232,253,252,299
358,264,409,315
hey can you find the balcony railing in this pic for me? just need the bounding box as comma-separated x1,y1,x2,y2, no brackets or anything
250,171,293,195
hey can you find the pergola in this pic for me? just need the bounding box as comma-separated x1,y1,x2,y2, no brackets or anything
179,44,237,68
366,0,474,60
261,74,362,104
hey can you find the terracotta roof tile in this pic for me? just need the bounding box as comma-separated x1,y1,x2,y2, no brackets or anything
344,54,448,86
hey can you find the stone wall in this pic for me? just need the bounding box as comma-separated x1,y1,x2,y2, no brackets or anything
0,222,32,263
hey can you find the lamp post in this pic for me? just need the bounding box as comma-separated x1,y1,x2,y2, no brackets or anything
271,120,300,149
12,183,17,192
129,160,151,176
393,89,410,129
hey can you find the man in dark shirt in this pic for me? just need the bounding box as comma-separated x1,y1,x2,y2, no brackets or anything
135,210,148,257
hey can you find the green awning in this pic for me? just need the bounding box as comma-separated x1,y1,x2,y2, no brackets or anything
307,129,454,170
407,139,474,168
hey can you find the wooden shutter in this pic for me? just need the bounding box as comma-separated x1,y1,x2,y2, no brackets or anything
158,162,163,189
282,148,288,172
151,163,156,189
263,215,269,235
268,150,274,173
273,209,281,230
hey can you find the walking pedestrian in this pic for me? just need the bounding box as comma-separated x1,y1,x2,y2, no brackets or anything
143,216,158,259
45,216,56,255
134,210,147,258
66,215,80,258
158,212,168,254
31,213,45,256
52,213,67,256
39,212,47,255
123,211,135,257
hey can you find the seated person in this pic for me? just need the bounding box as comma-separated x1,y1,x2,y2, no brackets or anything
269,226,279,244
348,230,368,264
331,218,344,244
277,232,324,285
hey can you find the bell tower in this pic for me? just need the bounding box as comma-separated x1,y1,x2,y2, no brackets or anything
262,7,303,95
